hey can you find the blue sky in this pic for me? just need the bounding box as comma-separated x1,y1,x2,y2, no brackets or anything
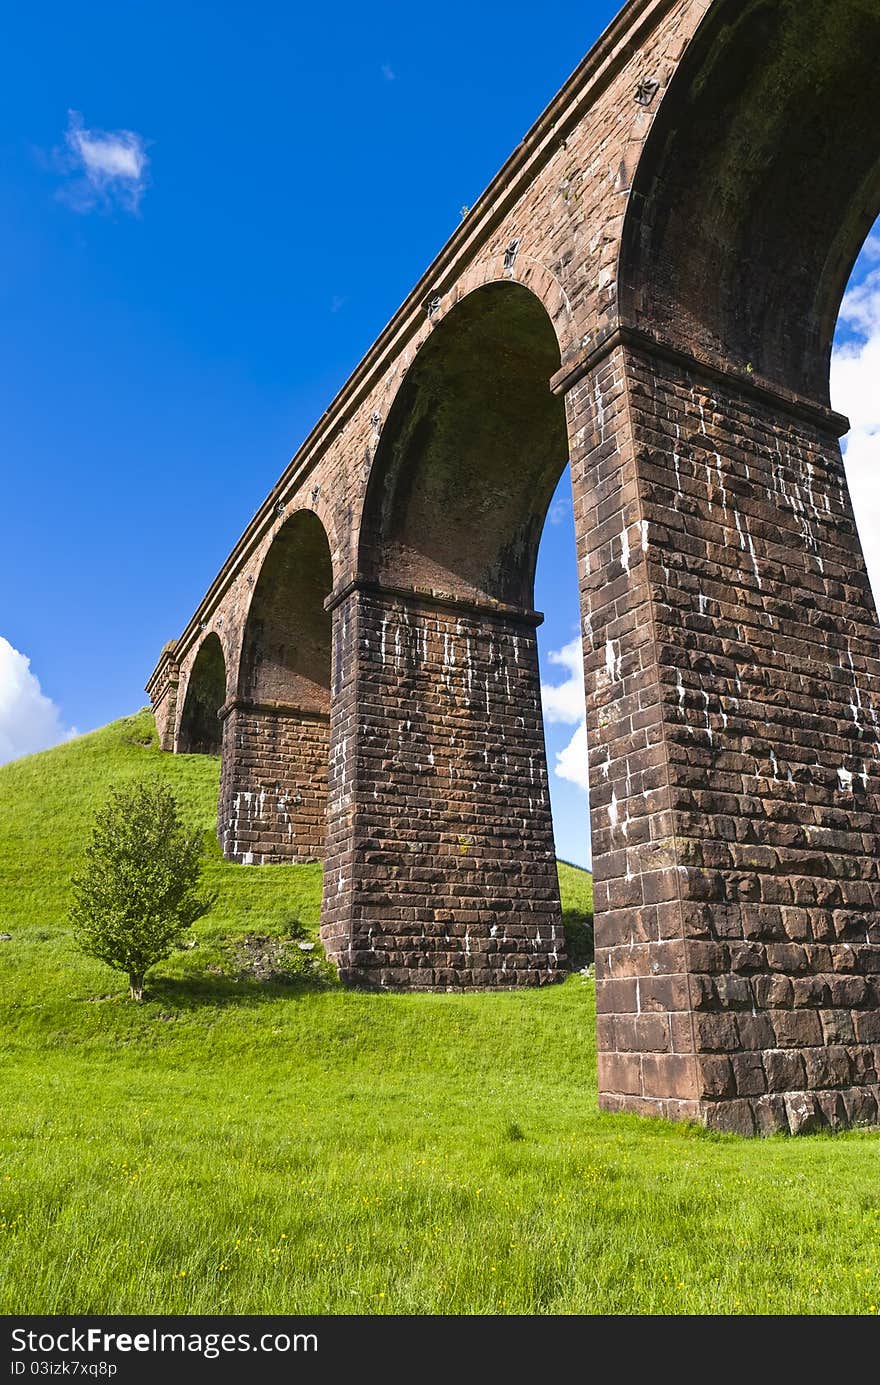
1,1,877,871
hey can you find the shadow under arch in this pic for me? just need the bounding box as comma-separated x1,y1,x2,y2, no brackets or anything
359,279,569,608
619,0,880,403
218,508,334,865
238,508,333,711
177,632,226,754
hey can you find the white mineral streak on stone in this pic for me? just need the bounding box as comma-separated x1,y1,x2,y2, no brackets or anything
769,747,779,778
861,762,869,790
676,669,686,712
701,688,713,744
380,615,388,664
605,638,616,682
621,765,631,838
242,851,254,866
734,507,746,550
594,378,605,439
672,424,682,505
713,451,728,510
620,523,630,572
600,748,611,779
640,518,649,554
698,592,708,615
747,533,762,588
837,766,853,792
845,647,864,733
608,789,619,829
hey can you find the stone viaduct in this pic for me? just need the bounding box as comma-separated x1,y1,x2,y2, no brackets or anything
148,0,880,1135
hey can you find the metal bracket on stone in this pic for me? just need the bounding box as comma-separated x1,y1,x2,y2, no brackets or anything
423,292,442,320
311,484,321,506
369,411,382,432
634,76,660,106
275,499,286,518
503,237,521,272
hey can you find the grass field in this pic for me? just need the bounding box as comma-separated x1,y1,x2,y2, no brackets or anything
1,713,878,1315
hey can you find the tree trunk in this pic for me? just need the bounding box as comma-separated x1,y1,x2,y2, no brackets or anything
129,973,145,1002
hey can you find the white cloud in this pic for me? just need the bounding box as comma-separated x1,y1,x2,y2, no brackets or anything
0,638,77,766
381,63,395,82
60,111,149,213
541,636,589,792
548,496,570,526
541,636,585,724
555,721,589,793
831,243,880,598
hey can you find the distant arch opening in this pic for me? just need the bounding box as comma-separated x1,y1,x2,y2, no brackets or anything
177,633,226,755
240,509,332,711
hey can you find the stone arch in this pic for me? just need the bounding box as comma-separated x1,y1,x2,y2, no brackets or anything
238,508,333,711
218,508,334,864
176,633,227,754
358,278,569,608
619,0,880,403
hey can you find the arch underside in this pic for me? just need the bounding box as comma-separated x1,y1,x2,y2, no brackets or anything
177,633,226,755
360,281,568,609
621,0,880,403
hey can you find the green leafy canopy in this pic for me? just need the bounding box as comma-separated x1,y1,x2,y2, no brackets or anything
70,779,214,995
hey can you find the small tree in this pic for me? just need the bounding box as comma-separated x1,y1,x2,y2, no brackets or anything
70,780,213,1001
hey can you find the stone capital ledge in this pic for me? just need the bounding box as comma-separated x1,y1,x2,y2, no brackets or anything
324,575,544,628
145,640,179,703
550,323,851,438
217,697,330,725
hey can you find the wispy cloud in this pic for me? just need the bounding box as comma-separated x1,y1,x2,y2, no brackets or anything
0,637,77,765
381,63,396,82
541,636,588,793
831,235,880,599
330,294,347,314
58,111,149,214
548,496,570,526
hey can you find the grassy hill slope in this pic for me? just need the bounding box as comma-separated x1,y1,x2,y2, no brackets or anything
0,715,878,1315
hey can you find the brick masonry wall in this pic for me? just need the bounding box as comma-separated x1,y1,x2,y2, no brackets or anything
567,344,704,1124
574,340,880,1134
320,585,566,989
218,702,329,864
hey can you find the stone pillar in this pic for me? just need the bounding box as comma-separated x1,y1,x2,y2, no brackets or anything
218,699,329,864
564,334,880,1135
145,645,179,752
320,581,566,989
